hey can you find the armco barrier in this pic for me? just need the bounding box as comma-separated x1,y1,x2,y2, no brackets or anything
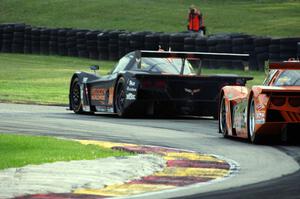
0,23,299,71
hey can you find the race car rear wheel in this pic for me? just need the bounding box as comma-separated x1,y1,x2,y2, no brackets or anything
115,77,127,117
248,97,260,143
70,77,83,114
219,95,228,137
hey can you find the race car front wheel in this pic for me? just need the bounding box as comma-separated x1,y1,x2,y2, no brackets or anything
115,77,127,117
219,95,228,137
70,77,83,114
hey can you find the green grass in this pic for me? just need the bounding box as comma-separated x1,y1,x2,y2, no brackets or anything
202,68,266,86
0,53,266,105
0,133,132,170
0,0,299,37
0,53,114,105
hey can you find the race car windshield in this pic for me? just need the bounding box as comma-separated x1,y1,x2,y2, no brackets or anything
140,57,195,75
273,70,300,86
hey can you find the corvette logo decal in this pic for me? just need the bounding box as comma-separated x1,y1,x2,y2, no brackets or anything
184,88,201,95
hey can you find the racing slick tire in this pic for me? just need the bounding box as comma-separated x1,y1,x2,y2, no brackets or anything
70,77,84,114
247,96,261,144
114,77,128,117
219,95,228,137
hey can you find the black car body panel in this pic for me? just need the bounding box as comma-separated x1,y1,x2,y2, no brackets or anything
69,50,252,118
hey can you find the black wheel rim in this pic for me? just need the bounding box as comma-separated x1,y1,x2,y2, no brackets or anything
71,82,81,111
249,98,256,140
219,97,227,135
116,83,125,113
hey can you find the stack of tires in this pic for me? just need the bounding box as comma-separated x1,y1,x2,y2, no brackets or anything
279,38,300,61
2,22,299,71
12,24,26,53
216,37,233,68
231,37,246,69
206,36,218,68
215,37,232,53
31,28,41,54
98,32,109,60
298,42,300,59
129,32,148,52
184,36,196,52
118,32,130,58
0,25,3,51
195,37,208,52
144,33,160,51
86,31,100,59
24,26,32,54
195,37,209,68
231,35,253,70
159,33,170,50
49,29,59,55
76,30,88,58
254,37,271,71
231,37,244,54
1,24,14,53
243,37,256,70
268,38,281,62
58,29,69,56
169,33,186,51
40,28,50,55
66,30,78,57
108,31,121,60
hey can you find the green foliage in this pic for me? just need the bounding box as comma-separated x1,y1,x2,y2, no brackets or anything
0,133,132,170
202,68,266,86
0,0,299,36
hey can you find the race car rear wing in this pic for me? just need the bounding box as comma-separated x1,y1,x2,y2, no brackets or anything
269,61,300,70
138,50,249,61
137,50,249,75
260,86,300,94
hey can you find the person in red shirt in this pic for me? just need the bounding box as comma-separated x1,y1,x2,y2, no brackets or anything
187,5,206,35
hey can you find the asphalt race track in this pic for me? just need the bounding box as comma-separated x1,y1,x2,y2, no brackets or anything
0,103,300,199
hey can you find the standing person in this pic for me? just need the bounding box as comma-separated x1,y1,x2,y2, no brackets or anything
187,5,206,35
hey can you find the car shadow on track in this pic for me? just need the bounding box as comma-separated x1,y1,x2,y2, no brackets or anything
94,113,215,120
223,134,300,146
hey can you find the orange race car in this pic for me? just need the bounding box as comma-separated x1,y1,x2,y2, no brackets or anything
218,60,300,143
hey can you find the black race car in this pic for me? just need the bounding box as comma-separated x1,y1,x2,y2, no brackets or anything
69,50,252,118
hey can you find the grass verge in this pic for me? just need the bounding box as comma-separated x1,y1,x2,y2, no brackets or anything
0,53,114,105
0,53,266,105
202,68,266,86
0,133,132,170
0,0,299,36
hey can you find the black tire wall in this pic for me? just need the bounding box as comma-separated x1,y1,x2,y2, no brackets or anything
1,23,299,70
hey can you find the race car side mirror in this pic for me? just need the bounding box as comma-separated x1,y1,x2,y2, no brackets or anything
90,65,99,75
90,65,99,71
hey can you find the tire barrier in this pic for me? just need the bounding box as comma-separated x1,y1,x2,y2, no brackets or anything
31,27,41,54
1,23,299,71
49,29,59,55
1,23,16,53
76,30,89,58
298,42,300,58
40,28,51,55
118,32,130,58
86,30,100,60
97,31,109,60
